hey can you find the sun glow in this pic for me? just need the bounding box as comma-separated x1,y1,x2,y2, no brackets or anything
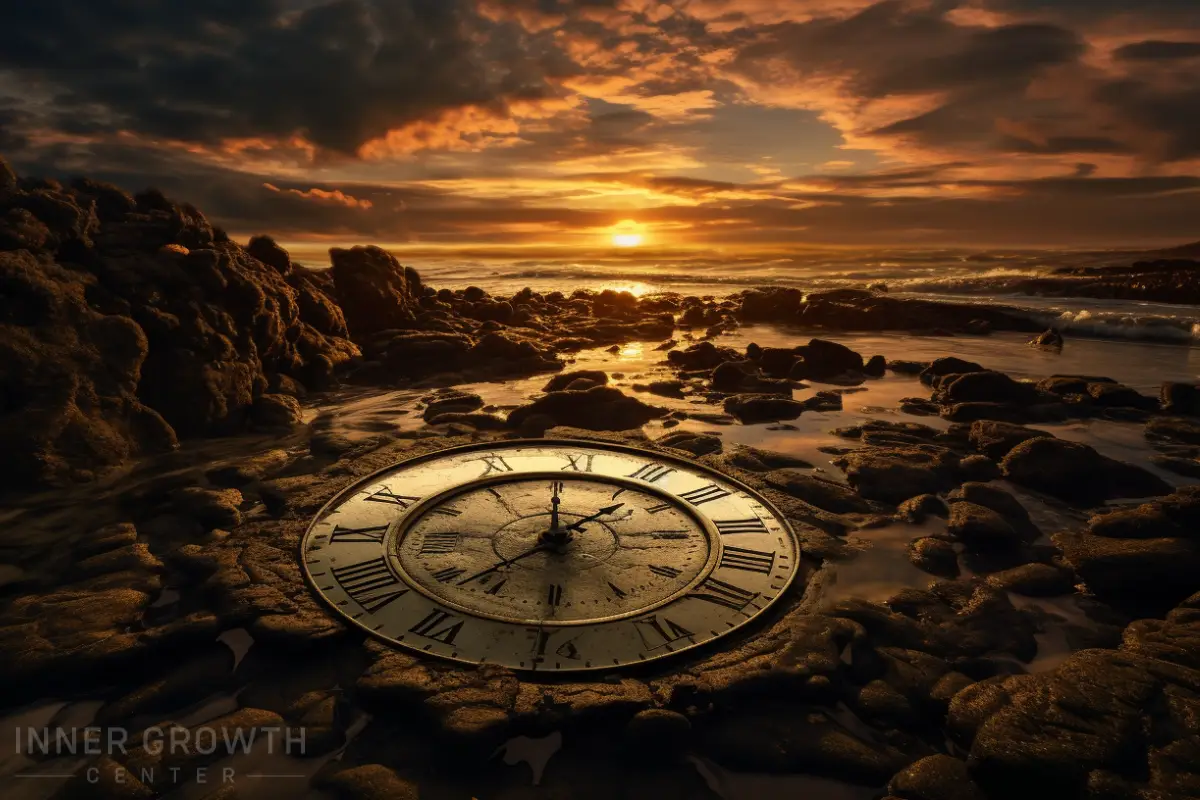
611,219,645,247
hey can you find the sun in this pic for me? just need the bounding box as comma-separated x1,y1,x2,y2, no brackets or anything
611,219,644,248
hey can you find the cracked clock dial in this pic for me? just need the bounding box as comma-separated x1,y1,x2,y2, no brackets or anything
301,439,801,672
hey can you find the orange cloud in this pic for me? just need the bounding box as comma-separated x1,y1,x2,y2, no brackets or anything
262,183,374,210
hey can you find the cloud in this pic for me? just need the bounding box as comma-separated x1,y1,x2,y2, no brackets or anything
1114,40,1200,61
262,183,374,209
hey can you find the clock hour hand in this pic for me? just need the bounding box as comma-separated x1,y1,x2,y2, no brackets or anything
561,503,625,534
550,481,562,532
457,543,550,586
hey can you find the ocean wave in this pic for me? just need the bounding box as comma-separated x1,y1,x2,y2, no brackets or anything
1025,308,1200,344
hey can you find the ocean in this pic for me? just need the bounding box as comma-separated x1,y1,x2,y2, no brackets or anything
287,244,1200,345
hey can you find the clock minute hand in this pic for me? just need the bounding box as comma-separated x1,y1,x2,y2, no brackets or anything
457,543,549,585
561,503,625,534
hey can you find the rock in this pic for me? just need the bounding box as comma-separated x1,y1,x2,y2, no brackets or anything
543,370,608,392
897,494,949,522
315,764,418,800
946,483,1039,541
205,449,290,487
968,421,1050,460
1161,382,1200,416
731,447,813,471
636,380,686,398
1053,530,1200,614
329,246,422,337
507,386,663,431
864,354,887,377
1030,328,1064,348
920,357,985,386
765,470,875,514
935,371,1039,406
795,338,865,380
908,537,960,579
888,754,986,800
171,487,243,530
948,503,1022,550
1088,382,1157,410
624,709,691,760
957,455,1000,482
1001,437,1172,506
723,395,806,423
985,563,1075,597
246,234,292,274
1146,416,1200,446
658,431,723,456
667,341,739,370
250,393,302,430
1087,504,1186,539
421,391,484,421
835,447,961,504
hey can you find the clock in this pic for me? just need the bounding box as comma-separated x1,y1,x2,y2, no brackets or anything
300,439,801,672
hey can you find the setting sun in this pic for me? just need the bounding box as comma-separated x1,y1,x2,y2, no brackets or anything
611,219,644,248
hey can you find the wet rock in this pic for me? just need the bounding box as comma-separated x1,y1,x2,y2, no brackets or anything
668,341,739,370
765,470,876,514
658,431,723,457
864,354,887,377
635,379,686,398
1029,328,1064,349
890,360,929,376
897,494,949,522
544,370,608,392
422,390,485,421
835,446,961,504
957,455,1000,482
908,537,960,579
888,754,986,800
1147,416,1200,446
1002,437,1172,506
968,421,1050,460
946,483,1039,542
1161,382,1200,416
507,386,664,431
1054,530,1200,614
948,503,1022,550
723,395,806,423
985,563,1075,597
1087,503,1187,540
935,371,1039,406
250,393,302,430
920,357,985,386
794,338,865,380
171,487,243,530
729,446,813,471
315,762,420,800
329,246,421,337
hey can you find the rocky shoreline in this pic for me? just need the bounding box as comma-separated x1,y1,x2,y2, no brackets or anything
4,159,1200,799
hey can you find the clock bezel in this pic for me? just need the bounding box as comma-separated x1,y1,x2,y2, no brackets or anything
299,437,803,671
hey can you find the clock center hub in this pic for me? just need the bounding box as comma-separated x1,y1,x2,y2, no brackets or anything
493,512,619,570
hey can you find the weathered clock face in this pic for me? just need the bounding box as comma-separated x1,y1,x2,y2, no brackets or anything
301,439,801,672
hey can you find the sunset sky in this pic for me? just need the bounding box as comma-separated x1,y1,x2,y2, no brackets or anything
3,0,1200,256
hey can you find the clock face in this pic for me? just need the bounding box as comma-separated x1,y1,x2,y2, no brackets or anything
301,439,801,672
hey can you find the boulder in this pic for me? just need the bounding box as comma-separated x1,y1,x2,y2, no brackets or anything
1161,382,1200,416
764,470,876,514
835,446,961,504
908,537,960,579
507,386,664,431
935,371,1039,406
984,563,1075,597
1001,437,1171,506
920,357,985,386
948,503,1022,551
968,421,1050,460
329,245,421,337
1053,531,1200,614
723,395,806,424
246,235,292,275
795,338,864,380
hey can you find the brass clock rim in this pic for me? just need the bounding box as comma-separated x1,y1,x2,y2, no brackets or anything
385,471,724,627
299,437,804,672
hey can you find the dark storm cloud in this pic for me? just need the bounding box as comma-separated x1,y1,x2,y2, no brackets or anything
1095,78,1200,161
0,0,553,155
1115,41,1200,62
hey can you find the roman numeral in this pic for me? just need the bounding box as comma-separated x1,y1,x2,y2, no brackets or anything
329,524,389,544
633,615,695,650
431,567,466,583
409,610,464,644
689,577,759,611
650,564,681,579
679,484,731,506
646,503,672,514
365,487,421,508
720,546,776,574
561,454,594,472
714,518,768,535
475,455,514,476
628,464,676,483
430,507,462,517
484,579,507,595
418,532,459,555
331,557,408,613
608,581,627,599
530,629,582,660
547,584,564,606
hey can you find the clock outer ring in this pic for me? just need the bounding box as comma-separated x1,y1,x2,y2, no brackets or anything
299,437,804,670
385,471,723,627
